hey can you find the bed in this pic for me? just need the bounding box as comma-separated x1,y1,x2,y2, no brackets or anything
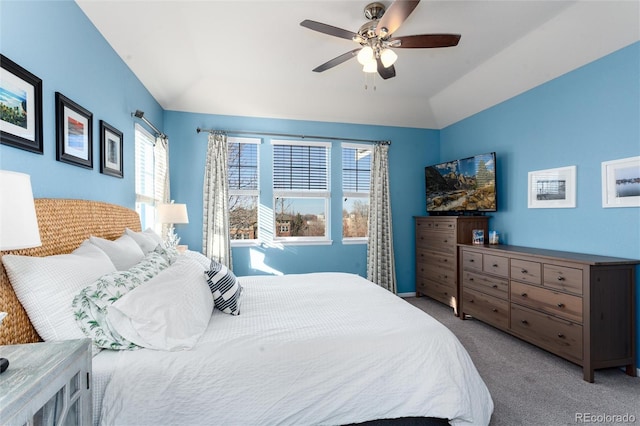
0,199,493,426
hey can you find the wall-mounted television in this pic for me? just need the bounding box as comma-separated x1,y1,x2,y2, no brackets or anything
425,152,497,214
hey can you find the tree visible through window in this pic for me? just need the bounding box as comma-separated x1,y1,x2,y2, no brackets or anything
342,144,371,240
228,137,259,240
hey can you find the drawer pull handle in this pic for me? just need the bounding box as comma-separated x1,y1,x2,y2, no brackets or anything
469,277,474,281
521,293,528,297
521,269,528,274
557,303,565,308
444,292,448,296
557,276,565,281
492,284,498,288
557,333,565,339
469,259,475,263
492,264,498,268
469,299,475,303
443,259,448,262
521,319,529,325
443,239,448,243
492,308,498,312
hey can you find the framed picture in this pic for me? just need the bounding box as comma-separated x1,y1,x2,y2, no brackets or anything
528,165,576,208
0,55,43,154
55,92,92,169
601,156,640,208
100,120,123,178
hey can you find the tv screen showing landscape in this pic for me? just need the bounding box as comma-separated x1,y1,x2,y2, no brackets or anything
425,152,497,213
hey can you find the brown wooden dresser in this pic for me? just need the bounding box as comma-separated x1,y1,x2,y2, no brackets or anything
459,243,638,382
414,216,488,315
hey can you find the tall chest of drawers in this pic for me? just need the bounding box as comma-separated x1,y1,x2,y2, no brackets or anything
459,243,638,382
414,216,488,315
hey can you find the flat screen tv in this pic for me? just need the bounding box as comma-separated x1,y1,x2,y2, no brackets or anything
425,152,497,214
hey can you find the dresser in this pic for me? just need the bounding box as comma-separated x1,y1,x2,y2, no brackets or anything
459,243,638,382
0,339,92,425
415,216,489,315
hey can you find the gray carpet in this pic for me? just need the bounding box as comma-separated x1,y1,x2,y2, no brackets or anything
405,297,640,426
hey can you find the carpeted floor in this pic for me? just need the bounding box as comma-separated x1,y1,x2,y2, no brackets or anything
405,297,640,426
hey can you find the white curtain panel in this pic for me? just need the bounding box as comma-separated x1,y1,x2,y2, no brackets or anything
202,132,232,268
367,143,396,294
155,136,171,239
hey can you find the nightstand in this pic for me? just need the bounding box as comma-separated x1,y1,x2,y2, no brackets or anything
0,339,92,425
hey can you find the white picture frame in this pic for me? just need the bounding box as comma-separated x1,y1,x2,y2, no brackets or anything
601,156,640,208
528,165,576,208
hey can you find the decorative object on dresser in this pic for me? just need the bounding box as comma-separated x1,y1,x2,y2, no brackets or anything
0,339,92,425
459,243,638,382
157,201,189,249
415,216,488,315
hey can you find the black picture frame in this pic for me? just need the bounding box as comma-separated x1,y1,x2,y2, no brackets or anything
0,54,43,154
100,120,123,178
55,92,93,169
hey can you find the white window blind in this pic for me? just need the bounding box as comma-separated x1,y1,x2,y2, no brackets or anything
134,123,167,231
272,140,330,191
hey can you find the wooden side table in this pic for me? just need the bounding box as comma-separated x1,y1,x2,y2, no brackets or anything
0,339,92,425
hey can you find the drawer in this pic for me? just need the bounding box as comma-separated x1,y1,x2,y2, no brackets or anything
420,263,456,286
420,249,455,270
510,304,582,362
431,219,457,232
420,278,457,308
510,281,582,323
483,254,509,277
462,287,509,329
462,250,483,272
462,270,508,299
510,258,542,285
543,264,583,295
421,233,456,255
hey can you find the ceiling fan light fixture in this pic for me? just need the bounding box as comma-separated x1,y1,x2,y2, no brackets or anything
380,48,397,68
357,46,374,65
363,61,377,73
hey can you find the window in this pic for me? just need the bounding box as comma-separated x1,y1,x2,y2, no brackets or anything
342,143,371,241
134,124,167,232
272,140,330,241
228,137,260,241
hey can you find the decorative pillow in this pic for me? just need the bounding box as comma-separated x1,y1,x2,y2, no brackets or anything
125,228,163,254
205,259,242,315
89,234,145,270
2,241,117,342
108,256,213,351
72,251,170,351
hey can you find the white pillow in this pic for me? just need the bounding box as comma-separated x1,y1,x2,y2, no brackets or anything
107,256,213,351
2,241,117,341
125,228,162,254
89,234,145,270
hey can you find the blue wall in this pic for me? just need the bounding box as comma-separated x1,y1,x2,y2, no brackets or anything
0,0,162,206
440,42,640,368
164,112,439,293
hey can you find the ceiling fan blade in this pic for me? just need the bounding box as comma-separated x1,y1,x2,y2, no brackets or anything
300,20,358,41
313,49,361,73
390,34,461,48
376,57,396,80
375,0,420,37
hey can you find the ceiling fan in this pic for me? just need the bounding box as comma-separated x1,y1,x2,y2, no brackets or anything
300,0,461,80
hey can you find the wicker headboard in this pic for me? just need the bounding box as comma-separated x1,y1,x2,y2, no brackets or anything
0,199,141,345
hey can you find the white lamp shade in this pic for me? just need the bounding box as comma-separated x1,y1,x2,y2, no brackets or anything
157,203,189,224
363,61,377,73
0,170,42,250
357,46,374,66
380,48,398,68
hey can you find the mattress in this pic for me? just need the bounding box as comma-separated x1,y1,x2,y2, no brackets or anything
92,272,493,425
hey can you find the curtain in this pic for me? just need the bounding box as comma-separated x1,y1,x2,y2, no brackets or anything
155,136,171,238
367,143,396,293
202,132,232,268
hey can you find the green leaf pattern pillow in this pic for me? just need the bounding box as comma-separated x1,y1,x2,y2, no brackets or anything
72,251,170,351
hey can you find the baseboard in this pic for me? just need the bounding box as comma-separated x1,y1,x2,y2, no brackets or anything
398,292,416,298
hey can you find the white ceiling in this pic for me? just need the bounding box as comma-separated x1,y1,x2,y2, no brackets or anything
76,0,639,129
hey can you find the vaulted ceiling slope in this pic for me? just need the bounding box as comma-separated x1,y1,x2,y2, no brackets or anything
76,0,639,129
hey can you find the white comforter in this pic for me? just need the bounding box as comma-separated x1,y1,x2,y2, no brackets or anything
96,272,493,425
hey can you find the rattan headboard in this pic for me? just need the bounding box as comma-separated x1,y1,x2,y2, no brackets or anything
0,198,141,345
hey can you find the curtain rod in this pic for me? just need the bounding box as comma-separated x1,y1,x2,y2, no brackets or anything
132,110,166,138
195,127,390,145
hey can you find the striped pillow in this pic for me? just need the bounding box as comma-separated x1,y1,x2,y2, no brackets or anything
205,259,242,315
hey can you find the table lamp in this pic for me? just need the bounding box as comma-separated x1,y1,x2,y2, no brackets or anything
0,170,42,374
157,202,189,249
